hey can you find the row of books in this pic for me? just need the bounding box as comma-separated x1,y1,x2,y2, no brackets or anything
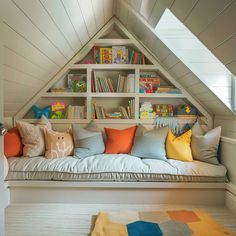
66,105,85,119
92,73,135,93
92,99,135,119
94,46,146,64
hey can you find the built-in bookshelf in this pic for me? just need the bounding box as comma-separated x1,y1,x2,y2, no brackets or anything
16,21,208,126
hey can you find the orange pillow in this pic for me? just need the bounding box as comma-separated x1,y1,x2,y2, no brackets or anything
105,126,137,154
4,127,23,158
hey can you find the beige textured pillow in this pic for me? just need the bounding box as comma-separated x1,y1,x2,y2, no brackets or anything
44,129,73,159
16,115,51,157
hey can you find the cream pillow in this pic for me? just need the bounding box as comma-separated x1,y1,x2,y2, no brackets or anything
44,129,73,159
16,115,51,157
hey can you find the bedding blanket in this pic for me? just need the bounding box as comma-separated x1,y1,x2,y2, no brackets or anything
6,154,226,182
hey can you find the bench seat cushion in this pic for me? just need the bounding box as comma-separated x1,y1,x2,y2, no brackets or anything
6,154,227,182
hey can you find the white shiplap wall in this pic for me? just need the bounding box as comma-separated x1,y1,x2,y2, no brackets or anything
118,0,236,115
2,0,114,117
2,0,236,118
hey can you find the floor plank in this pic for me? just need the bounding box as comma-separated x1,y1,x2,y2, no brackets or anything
6,204,236,236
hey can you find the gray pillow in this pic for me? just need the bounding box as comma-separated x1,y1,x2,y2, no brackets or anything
191,124,221,165
131,125,168,160
72,121,105,159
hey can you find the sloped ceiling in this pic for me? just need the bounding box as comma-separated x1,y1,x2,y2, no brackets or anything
2,0,236,117
2,0,114,117
115,0,236,116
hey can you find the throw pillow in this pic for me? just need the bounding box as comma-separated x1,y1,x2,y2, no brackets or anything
105,126,137,154
131,125,168,160
73,121,105,158
166,129,193,162
44,128,74,159
191,124,221,165
16,115,51,157
4,127,23,158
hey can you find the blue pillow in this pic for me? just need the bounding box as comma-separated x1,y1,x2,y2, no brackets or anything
32,105,51,119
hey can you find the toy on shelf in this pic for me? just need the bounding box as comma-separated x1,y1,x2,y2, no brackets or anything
51,102,66,119
175,104,197,117
139,102,156,119
155,104,174,117
32,105,51,119
106,112,122,119
67,74,86,92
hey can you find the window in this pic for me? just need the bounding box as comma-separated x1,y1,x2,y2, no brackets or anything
155,9,234,109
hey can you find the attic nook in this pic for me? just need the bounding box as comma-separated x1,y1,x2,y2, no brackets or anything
1,0,236,235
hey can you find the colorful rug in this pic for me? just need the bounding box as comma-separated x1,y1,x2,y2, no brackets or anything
91,210,235,236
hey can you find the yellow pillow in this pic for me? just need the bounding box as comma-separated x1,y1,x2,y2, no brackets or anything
166,129,193,162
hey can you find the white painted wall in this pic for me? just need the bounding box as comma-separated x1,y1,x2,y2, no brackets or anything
0,8,5,235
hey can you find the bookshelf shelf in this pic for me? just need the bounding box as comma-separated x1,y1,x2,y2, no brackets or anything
138,93,185,98
70,64,156,70
91,93,136,98
94,39,133,46
42,92,88,97
19,119,89,124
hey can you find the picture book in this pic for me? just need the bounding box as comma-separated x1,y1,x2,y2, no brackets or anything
51,102,66,119
100,48,112,64
112,46,128,64
139,77,161,93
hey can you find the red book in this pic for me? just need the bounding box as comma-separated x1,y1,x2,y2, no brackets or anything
133,52,140,64
92,78,95,92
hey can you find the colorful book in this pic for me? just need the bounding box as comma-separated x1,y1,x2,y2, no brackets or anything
100,48,112,64
139,77,161,93
112,46,128,64
94,46,100,64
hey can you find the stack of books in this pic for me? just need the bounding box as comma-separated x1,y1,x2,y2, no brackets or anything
129,50,145,64
92,99,135,119
157,86,181,94
116,74,135,92
93,46,146,65
66,105,85,119
92,73,135,93
93,102,106,119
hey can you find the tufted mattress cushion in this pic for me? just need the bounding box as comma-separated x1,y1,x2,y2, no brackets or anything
6,154,227,182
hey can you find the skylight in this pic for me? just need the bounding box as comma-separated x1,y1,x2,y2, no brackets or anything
155,9,233,109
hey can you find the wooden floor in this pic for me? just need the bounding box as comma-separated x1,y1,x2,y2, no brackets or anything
6,204,236,236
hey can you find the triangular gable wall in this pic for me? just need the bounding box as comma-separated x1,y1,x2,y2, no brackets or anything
15,17,213,128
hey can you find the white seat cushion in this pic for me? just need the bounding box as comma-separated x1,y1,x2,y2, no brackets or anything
6,154,227,182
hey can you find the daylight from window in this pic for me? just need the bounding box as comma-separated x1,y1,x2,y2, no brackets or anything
155,9,234,109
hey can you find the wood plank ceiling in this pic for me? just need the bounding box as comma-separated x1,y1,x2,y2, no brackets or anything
2,0,236,117
2,0,114,117
116,0,236,116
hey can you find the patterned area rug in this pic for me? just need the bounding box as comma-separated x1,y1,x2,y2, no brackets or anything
91,210,235,236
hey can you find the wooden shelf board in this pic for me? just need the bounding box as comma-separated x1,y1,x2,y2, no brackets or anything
42,92,87,97
19,119,89,124
93,119,137,124
91,93,136,98
94,39,133,46
139,93,185,98
139,117,197,124
71,64,156,70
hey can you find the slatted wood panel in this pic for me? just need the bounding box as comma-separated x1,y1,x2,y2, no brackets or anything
215,116,236,139
5,204,236,236
3,0,114,117
115,0,235,115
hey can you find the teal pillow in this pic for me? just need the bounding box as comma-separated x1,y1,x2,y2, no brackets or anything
72,121,105,158
131,125,168,160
